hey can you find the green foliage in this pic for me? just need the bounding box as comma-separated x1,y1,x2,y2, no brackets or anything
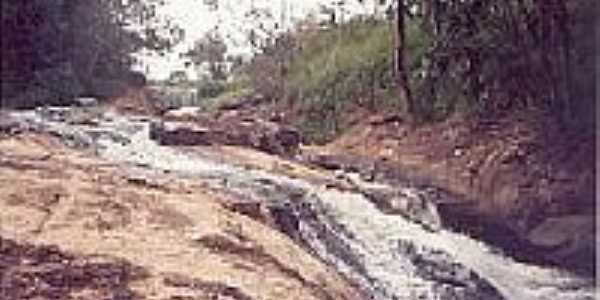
225,0,595,141
228,17,426,143
287,20,392,103
221,73,252,99
0,0,176,108
197,80,226,99
411,0,595,127
184,32,229,81
282,19,425,142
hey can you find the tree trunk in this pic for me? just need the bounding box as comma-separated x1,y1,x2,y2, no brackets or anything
394,0,415,119
554,0,572,124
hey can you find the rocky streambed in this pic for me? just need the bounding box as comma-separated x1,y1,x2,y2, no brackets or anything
4,107,597,300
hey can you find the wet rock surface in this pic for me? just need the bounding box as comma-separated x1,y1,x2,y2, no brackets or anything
0,237,148,300
395,240,504,300
0,117,24,136
150,121,214,146
526,214,596,275
153,111,302,156
264,194,505,300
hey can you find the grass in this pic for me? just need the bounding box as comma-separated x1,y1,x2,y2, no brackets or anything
282,19,426,143
287,20,393,103
214,18,428,143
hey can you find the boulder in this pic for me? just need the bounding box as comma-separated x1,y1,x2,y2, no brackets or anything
526,214,596,274
163,106,202,120
47,127,94,149
362,187,442,232
73,97,99,107
149,118,302,156
396,239,505,300
257,125,301,156
332,170,442,232
149,121,213,146
0,117,23,136
36,106,73,122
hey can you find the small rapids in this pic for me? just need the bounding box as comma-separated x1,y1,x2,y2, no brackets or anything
8,108,597,300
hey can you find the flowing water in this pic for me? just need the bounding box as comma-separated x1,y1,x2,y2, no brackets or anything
8,108,597,300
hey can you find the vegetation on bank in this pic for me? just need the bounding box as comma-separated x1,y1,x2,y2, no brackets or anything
205,1,596,143
2,1,595,143
0,0,180,108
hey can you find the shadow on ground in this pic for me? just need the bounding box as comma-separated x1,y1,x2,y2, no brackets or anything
0,237,148,300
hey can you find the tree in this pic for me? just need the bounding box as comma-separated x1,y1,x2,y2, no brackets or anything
357,0,589,125
0,0,180,108
392,0,415,118
184,31,229,81
167,70,189,85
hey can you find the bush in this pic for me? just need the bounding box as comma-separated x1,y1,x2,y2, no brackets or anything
197,80,226,99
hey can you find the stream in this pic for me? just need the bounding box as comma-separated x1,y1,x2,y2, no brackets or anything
7,107,597,300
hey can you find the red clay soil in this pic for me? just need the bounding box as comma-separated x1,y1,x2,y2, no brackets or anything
324,110,595,225
310,108,596,274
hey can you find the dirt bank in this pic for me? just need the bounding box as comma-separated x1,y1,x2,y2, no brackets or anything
314,109,595,274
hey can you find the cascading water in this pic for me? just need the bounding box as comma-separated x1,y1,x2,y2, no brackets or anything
8,108,597,300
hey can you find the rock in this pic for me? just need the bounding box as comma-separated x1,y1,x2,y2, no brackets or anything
0,237,148,300
268,203,301,240
368,114,404,126
149,120,164,142
162,273,253,300
257,126,301,156
305,154,346,170
73,97,99,107
304,154,380,181
149,118,301,156
326,169,442,231
396,189,442,231
305,154,358,171
163,106,202,120
396,239,505,300
0,116,23,136
47,127,94,149
149,121,213,146
225,201,272,225
37,106,73,122
65,107,103,126
526,214,596,274
361,187,442,232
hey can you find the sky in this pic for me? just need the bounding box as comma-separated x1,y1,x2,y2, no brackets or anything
133,0,387,80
